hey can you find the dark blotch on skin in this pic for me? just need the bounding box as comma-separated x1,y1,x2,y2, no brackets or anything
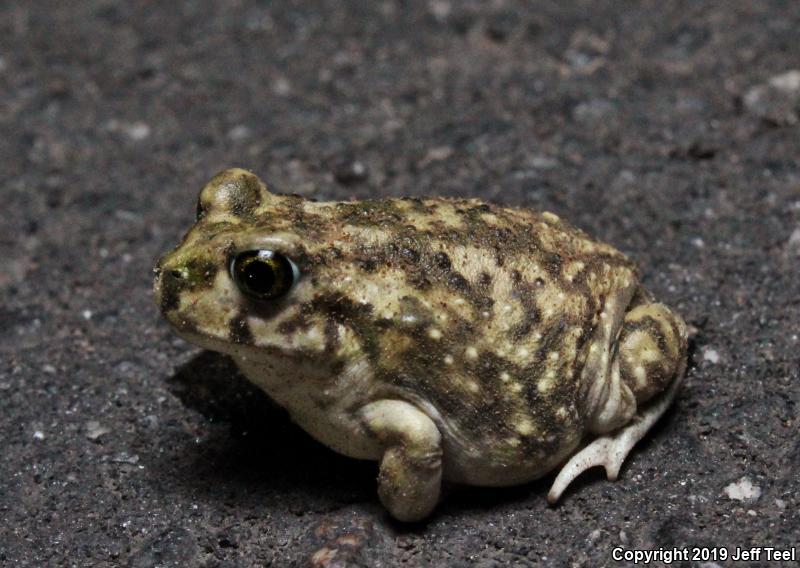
323,319,340,353
510,305,541,340
277,311,310,335
399,246,420,263
185,258,219,289
158,271,182,313
324,295,374,323
433,252,451,270
542,252,563,277
407,272,432,290
229,312,255,344
196,198,207,220
447,271,470,293
508,274,544,340
312,294,380,362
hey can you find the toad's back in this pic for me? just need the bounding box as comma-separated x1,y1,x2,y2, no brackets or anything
278,196,640,479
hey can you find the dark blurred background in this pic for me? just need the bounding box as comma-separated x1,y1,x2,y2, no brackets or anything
1,1,798,565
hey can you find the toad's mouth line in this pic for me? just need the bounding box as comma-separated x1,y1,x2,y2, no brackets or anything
162,313,330,366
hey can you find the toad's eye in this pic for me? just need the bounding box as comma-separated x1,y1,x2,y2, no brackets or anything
231,250,298,300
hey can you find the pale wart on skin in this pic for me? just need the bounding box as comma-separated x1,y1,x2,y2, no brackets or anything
154,168,688,521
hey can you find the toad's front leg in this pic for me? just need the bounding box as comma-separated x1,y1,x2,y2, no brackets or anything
360,400,443,522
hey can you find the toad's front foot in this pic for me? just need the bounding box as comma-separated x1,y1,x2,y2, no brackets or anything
361,400,443,522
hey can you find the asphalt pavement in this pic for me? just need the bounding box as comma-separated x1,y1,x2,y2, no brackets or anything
1,1,798,566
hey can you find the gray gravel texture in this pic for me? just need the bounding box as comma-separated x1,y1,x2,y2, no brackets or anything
2,1,799,566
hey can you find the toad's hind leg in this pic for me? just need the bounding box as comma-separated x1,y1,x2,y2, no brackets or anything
547,366,684,503
548,296,688,503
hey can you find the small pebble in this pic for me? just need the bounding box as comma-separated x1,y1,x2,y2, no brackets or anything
105,120,152,141
723,476,761,502
529,155,559,170
125,122,151,141
428,0,451,20
86,420,111,441
769,69,800,92
422,146,454,165
33,430,45,440
744,69,800,125
333,160,368,185
108,452,140,465
786,227,800,255
227,125,251,141
273,77,292,96
702,348,720,364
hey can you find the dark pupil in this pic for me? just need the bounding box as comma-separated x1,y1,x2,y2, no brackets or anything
233,250,294,300
242,259,276,295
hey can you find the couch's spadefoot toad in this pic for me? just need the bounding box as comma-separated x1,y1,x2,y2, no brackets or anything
154,168,688,521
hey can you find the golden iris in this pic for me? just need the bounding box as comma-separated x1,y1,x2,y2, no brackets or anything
231,250,296,300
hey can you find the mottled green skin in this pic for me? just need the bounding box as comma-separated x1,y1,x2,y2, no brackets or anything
154,169,686,487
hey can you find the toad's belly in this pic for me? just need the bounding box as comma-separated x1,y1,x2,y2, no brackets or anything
236,355,584,486
234,355,386,460
403,394,584,486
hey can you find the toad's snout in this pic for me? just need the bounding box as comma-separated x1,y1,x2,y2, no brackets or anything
153,255,185,314
153,251,222,314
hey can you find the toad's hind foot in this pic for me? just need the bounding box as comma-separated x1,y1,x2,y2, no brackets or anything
547,370,683,504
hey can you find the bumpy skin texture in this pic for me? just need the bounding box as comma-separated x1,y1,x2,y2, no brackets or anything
154,169,688,521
